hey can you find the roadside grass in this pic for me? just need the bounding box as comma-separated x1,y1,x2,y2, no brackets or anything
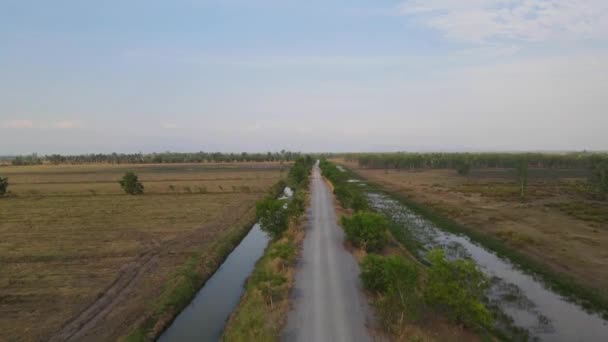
320,161,490,341
222,157,313,341
345,167,608,320
0,163,285,341
222,222,304,341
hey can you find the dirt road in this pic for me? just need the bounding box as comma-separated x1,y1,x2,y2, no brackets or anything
283,164,372,342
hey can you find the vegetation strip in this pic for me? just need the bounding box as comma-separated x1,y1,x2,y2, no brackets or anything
222,157,314,341
342,161,608,320
319,159,494,340
121,180,288,342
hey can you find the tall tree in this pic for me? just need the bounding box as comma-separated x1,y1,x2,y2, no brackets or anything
516,158,528,201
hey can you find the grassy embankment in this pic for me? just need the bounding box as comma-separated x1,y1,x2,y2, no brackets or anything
320,160,492,341
123,179,288,342
223,157,314,341
340,162,608,320
0,163,285,341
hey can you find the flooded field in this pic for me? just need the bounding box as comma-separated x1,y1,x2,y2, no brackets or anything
363,186,608,341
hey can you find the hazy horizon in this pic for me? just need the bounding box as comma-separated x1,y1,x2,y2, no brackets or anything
2,0,608,154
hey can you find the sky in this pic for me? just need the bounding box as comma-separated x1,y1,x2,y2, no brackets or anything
1,0,607,154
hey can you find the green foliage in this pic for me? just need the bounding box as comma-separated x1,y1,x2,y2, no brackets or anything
456,159,471,176
287,191,306,221
341,211,388,252
319,159,368,211
424,249,493,331
516,158,528,201
256,198,289,239
119,171,144,195
361,254,419,294
360,255,423,328
268,241,297,264
589,158,608,200
350,190,369,212
0,176,8,196
352,151,607,170
17,150,304,165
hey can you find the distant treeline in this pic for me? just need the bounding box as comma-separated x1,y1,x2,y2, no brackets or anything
5,151,302,166
348,152,608,170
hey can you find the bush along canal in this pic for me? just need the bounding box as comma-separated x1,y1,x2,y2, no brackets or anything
356,178,608,341
158,187,293,342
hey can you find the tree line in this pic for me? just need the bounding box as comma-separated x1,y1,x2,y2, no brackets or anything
5,150,302,166
351,152,608,170
349,152,608,200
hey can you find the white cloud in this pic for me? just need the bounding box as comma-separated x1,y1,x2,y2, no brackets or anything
1,119,34,129
398,0,608,43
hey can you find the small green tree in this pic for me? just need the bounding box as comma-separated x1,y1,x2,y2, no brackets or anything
516,158,528,201
350,191,369,212
256,198,289,239
424,249,493,330
119,172,144,195
0,176,8,196
341,212,388,252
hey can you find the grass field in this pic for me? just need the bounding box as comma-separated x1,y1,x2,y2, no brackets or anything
337,159,608,306
0,162,286,341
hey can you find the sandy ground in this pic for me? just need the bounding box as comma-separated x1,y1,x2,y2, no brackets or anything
282,165,373,342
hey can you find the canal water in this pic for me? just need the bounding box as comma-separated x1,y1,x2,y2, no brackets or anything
364,188,608,341
158,187,292,341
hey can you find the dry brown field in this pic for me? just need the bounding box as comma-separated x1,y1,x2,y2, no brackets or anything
0,162,285,341
337,159,608,297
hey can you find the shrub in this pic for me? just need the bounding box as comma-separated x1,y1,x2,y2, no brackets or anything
350,191,369,212
287,191,306,222
119,172,144,195
361,255,423,328
361,254,419,294
0,176,8,196
256,198,289,239
424,249,493,330
341,212,388,252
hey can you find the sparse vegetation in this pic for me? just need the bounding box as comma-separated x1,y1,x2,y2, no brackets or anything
589,157,608,200
223,156,313,341
0,176,8,196
119,171,144,195
425,249,493,331
319,158,369,212
516,157,528,201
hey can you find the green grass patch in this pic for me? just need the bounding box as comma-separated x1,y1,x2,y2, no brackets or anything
547,201,608,224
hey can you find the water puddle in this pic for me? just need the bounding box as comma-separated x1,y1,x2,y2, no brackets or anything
365,190,608,341
158,188,292,341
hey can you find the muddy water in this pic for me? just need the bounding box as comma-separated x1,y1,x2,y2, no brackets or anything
158,188,292,342
365,190,608,341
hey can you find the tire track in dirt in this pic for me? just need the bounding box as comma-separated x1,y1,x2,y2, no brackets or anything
48,200,256,342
